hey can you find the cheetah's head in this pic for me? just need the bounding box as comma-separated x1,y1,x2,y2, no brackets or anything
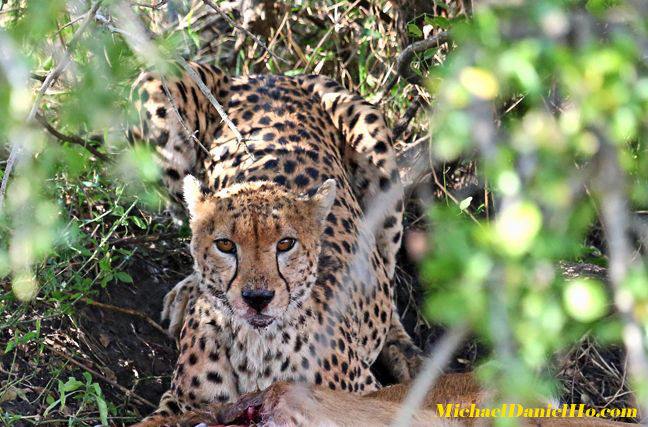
184,175,336,329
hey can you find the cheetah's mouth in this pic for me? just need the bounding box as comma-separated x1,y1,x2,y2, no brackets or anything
247,314,275,328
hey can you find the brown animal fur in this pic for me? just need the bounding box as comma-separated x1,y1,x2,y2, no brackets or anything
158,373,636,427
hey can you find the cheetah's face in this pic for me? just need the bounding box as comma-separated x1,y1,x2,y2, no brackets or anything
184,176,336,329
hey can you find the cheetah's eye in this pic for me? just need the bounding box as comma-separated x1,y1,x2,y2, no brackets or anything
215,239,236,254
276,238,296,253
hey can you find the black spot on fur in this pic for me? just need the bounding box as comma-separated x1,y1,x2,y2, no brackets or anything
165,168,181,180
365,113,378,124
188,353,198,365
206,371,223,383
294,174,309,188
283,160,296,174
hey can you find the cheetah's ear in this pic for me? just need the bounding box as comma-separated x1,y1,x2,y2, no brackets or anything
311,179,336,224
183,175,202,219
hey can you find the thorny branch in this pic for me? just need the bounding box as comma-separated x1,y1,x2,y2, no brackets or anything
0,0,102,213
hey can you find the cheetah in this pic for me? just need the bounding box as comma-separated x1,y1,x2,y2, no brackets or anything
129,62,422,424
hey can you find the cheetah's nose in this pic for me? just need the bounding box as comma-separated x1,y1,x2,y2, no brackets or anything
241,288,275,313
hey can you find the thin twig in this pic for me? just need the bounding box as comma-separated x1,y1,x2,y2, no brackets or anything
44,343,156,409
54,13,86,36
177,58,254,160
130,0,168,9
80,297,168,336
159,77,211,158
202,0,288,64
35,112,111,162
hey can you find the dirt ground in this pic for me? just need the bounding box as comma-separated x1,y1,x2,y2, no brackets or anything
0,234,189,425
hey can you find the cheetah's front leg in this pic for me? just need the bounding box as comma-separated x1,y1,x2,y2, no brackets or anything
161,272,200,339
378,313,424,382
134,297,240,426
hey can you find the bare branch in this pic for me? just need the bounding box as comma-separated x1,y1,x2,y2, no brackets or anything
397,32,449,86
178,58,255,160
396,136,431,190
130,0,168,9
80,297,168,336
35,112,111,163
0,146,21,214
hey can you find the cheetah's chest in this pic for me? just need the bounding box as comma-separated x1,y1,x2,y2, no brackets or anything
225,319,314,394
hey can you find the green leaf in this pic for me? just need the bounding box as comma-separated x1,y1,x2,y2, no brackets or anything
113,205,125,217
407,23,423,38
97,394,109,425
130,216,146,229
432,0,450,11
61,377,83,392
424,15,450,28
4,339,15,354
423,48,437,60
459,196,473,211
115,271,133,284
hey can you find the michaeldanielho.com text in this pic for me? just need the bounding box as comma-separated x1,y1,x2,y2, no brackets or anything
436,403,637,419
